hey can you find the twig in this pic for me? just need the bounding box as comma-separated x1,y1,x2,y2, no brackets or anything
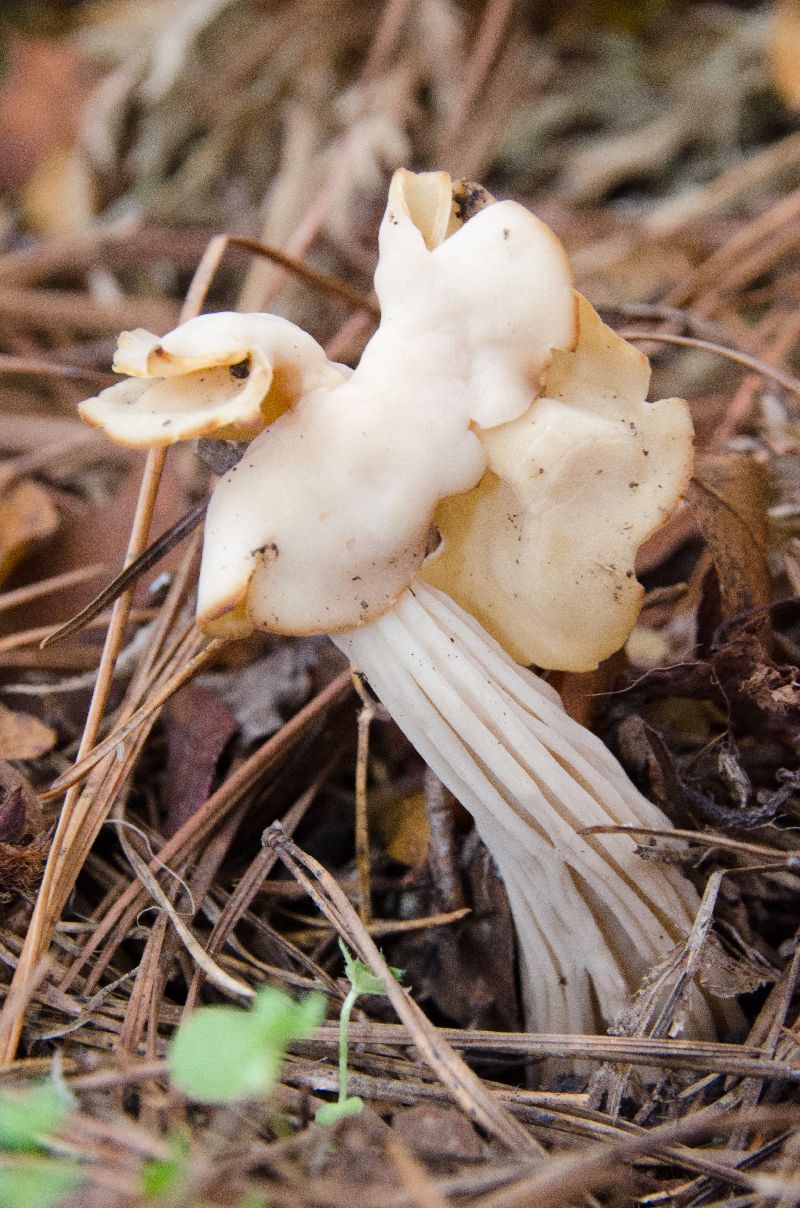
619,331,800,402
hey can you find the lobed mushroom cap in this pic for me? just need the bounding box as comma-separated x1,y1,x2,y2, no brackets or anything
196,169,578,638
421,294,694,671
78,312,349,449
373,169,576,429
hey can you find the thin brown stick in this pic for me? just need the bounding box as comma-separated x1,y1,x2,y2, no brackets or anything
619,330,800,402
182,232,378,321
352,671,375,925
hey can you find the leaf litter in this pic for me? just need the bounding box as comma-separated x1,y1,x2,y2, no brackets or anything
0,1,800,1205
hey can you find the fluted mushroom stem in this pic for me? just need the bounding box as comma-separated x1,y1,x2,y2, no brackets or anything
333,581,715,1037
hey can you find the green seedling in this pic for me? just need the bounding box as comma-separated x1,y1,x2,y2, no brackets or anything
0,1082,83,1208
168,986,324,1104
315,943,403,1125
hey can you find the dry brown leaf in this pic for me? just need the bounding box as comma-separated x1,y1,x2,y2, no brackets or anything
0,761,42,840
772,0,800,108
0,479,60,586
161,683,238,837
687,453,772,621
0,702,57,761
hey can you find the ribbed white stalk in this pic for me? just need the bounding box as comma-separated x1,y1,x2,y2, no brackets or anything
333,581,714,1037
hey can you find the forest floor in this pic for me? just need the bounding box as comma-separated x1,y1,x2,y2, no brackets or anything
1,2,800,1205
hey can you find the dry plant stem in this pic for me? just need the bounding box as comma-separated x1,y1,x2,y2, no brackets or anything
183,232,378,323
0,447,167,1064
620,331,800,403
0,354,115,385
352,671,375,925
317,1022,796,1081
265,824,540,1154
584,824,800,867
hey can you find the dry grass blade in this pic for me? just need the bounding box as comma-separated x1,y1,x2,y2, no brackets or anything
0,447,168,1064
109,819,255,1001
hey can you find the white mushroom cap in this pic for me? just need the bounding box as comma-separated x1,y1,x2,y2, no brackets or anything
78,312,349,449
373,169,576,429
197,170,578,638
422,295,694,671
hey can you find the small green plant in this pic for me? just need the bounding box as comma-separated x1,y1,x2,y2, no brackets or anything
0,1082,83,1208
168,986,324,1104
315,943,403,1125
140,1129,190,1201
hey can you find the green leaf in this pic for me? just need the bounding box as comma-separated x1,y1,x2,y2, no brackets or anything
0,1160,82,1208
0,1085,72,1154
168,990,325,1104
315,1096,364,1125
140,1130,189,1200
168,1006,280,1103
338,941,403,998
250,986,325,1045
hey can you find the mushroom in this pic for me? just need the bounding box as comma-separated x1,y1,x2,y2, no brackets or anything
79,169,715,1037
78,312,349,449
